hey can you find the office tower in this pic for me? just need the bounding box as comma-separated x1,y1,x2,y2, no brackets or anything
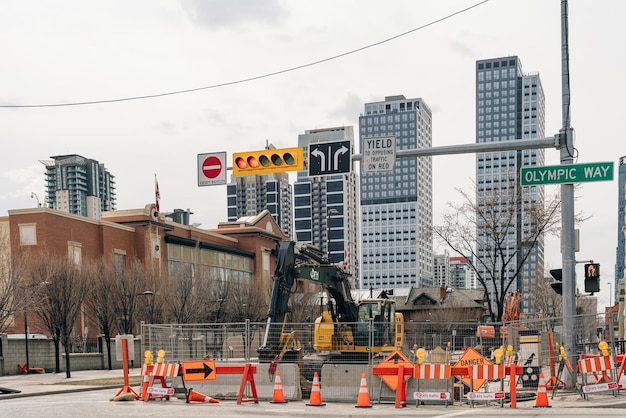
616,156,626,293
41,154,116,219
450,256,477,289
293,127,359,279
359,95,433,289
227,145,293,238
434,251,450,287
476,56,545,315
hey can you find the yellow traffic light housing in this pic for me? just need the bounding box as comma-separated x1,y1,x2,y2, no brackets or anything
232,147,304,176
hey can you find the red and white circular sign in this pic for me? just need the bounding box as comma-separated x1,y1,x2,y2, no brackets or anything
202,156,222,179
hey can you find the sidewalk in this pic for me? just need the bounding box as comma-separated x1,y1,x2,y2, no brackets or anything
0,368,142,399
2,368,626,409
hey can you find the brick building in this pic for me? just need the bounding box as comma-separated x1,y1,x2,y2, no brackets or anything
1,204,288,339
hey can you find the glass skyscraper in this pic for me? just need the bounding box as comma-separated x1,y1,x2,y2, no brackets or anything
475,56,545,315
359,95,433,289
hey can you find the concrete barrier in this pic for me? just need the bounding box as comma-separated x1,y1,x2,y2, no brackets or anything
177,362,301,401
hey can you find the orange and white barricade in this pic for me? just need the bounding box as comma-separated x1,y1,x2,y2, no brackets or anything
413,363,452,408
578,355,618,400
467,364,507,408
141,363,180,401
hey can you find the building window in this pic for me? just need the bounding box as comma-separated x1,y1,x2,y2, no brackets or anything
68,241,82,266
19,223,37,246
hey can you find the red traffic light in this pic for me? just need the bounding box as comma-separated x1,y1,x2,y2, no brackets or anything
232,147,304,176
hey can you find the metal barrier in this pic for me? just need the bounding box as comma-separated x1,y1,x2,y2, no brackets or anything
138,311,622,405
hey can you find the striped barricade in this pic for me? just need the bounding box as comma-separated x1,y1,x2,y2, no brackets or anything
413,363,452,408
141,363,180,401
578,355,617,400
467,364,506,408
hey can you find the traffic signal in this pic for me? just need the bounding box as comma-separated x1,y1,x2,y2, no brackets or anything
232,147,304,176
584,263,600,294
549,268,562,295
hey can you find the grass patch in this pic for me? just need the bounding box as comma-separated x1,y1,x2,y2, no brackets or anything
56,376,143,386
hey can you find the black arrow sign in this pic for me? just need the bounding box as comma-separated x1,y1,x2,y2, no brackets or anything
185,362,214,379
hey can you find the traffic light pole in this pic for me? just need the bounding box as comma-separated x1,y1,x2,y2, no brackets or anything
560,0,577,388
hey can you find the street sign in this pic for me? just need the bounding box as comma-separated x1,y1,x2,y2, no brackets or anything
147,387,175,396
582,381,618,394
308,140,351,176
413,391,450,400
182,360,217,381
362,136,396,173
467,391,505,400
198,152,227,186
520,161,613,186
453,347,491,391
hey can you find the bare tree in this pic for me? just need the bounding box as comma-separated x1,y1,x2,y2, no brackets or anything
31,253,88,378
166,265,208,324
113,259,151,335
84,258,117,370
432,184,566,322
0,228,27,334
226,278,267,322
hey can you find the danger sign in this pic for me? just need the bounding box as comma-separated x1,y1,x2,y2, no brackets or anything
198,152,227,186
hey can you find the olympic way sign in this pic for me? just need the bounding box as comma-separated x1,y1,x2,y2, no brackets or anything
520,161,613,186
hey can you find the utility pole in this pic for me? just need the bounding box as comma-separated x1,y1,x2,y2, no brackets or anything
559,0,578,387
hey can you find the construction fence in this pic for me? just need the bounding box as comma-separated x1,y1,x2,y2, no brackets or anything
139,312,624,402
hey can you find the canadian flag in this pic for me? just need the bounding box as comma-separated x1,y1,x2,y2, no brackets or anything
155,174,160,212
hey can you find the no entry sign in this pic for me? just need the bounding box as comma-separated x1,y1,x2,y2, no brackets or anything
198,152,227,186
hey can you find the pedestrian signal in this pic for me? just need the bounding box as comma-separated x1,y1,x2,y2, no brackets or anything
584,263,600,294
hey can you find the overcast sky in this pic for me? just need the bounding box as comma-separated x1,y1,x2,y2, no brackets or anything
1,0,623,308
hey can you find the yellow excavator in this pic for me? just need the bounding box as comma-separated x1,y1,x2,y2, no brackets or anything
258,241,404,372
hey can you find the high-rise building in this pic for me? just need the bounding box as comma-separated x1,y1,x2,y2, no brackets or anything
615,156,626,294
450,256,476,289
434,251,450,287
41,154,116,219
226,144,293,238
475,56,545,315
293,127,359,279
359,95,433,289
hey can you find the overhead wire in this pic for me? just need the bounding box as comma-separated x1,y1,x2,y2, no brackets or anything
0,0,489,109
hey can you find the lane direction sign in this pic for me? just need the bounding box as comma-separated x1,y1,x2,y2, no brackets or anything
308,140,351,176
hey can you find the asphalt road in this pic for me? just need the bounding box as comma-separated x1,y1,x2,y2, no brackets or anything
1,389,626,418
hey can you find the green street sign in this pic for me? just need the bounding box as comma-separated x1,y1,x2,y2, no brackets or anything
521,162,614,186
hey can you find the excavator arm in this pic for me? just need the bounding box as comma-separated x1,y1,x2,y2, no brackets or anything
258,240,359,362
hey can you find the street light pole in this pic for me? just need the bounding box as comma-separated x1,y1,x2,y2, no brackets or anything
608,281,612,307
24,303,30,374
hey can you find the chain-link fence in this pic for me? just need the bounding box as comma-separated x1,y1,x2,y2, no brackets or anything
139,312,623,400
140,312,620,363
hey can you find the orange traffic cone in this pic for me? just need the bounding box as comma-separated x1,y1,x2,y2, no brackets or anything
187,389,219,404
270,370,288,403
306,372,325,406
355,373,372,408
533,373,551,408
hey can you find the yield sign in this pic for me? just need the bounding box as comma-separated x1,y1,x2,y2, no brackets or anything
198,152,227,186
